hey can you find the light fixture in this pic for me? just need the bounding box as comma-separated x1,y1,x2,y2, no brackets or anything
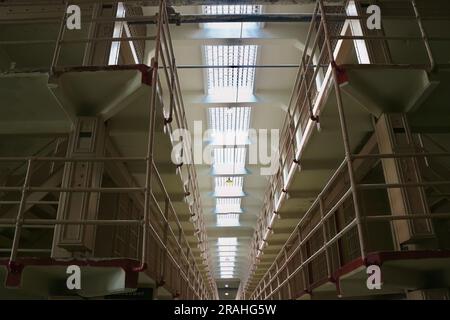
225,177,234,185
225,292,229,296
225,284,229,288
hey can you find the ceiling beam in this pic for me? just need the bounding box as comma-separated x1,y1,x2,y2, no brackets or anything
0,0,335,6
130,13,314,25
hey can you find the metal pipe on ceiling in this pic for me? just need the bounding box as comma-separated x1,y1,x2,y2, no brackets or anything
0,14,363,25
130,13,316,24
160,64,330,69
0,0,336,7
172,64,300,69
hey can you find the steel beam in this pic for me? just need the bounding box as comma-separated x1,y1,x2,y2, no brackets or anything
0,0,338,7
129,13,315,24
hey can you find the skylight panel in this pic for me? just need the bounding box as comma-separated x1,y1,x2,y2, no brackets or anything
220,262,235,268
208,107,251,145
203,5,261,15
217,214,240,227
216,198,242,214
204,45,258,97
218,237,238,246
220,256,236,263
202,5,262,30
213,147,247,175
218,251,236,257
215,177,244,197
218,245,237,252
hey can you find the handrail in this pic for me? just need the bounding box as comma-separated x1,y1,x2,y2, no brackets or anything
0,137,66,183
0,156,214,299
250,150,450,299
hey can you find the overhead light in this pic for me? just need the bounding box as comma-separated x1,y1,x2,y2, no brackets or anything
225,177,233,185
225,292,229,296
225,284,229,288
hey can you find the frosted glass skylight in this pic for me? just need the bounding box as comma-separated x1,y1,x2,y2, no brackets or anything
204,45,258,97
218,237,238,246
215,177,244,197
220,263,235,268
218,251,236,257
217,214,240,227
213,147,246,175
208,107,251,145
220,256,235,262
202,5,262,30
216,198,242,214
220,267,235,272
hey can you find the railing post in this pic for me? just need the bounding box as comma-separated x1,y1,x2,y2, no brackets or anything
51,2,68,72
83,3,100,66
319,194,332,278
411,0,436,71
9,159,33,265
297,228,308,291
160,197,170,283
284,248,292,299
137,0,164,272
318,0,366,261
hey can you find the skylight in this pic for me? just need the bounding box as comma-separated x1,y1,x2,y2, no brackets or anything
220,262,235,268
208,107,251,145
218,251,236,257
218,237,238,246
220,256,235,262
213,147,246,175
215,177,244,197
202,5,262,30
217,214,240,227
216,198,242,214
204,45,258,98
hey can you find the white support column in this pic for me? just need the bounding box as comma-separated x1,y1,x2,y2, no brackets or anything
52,117,106,257
375,113,435,249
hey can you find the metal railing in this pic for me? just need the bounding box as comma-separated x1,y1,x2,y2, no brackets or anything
0,0,216,299
247,149,450,299
240,0,450,299
0,157,213,299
